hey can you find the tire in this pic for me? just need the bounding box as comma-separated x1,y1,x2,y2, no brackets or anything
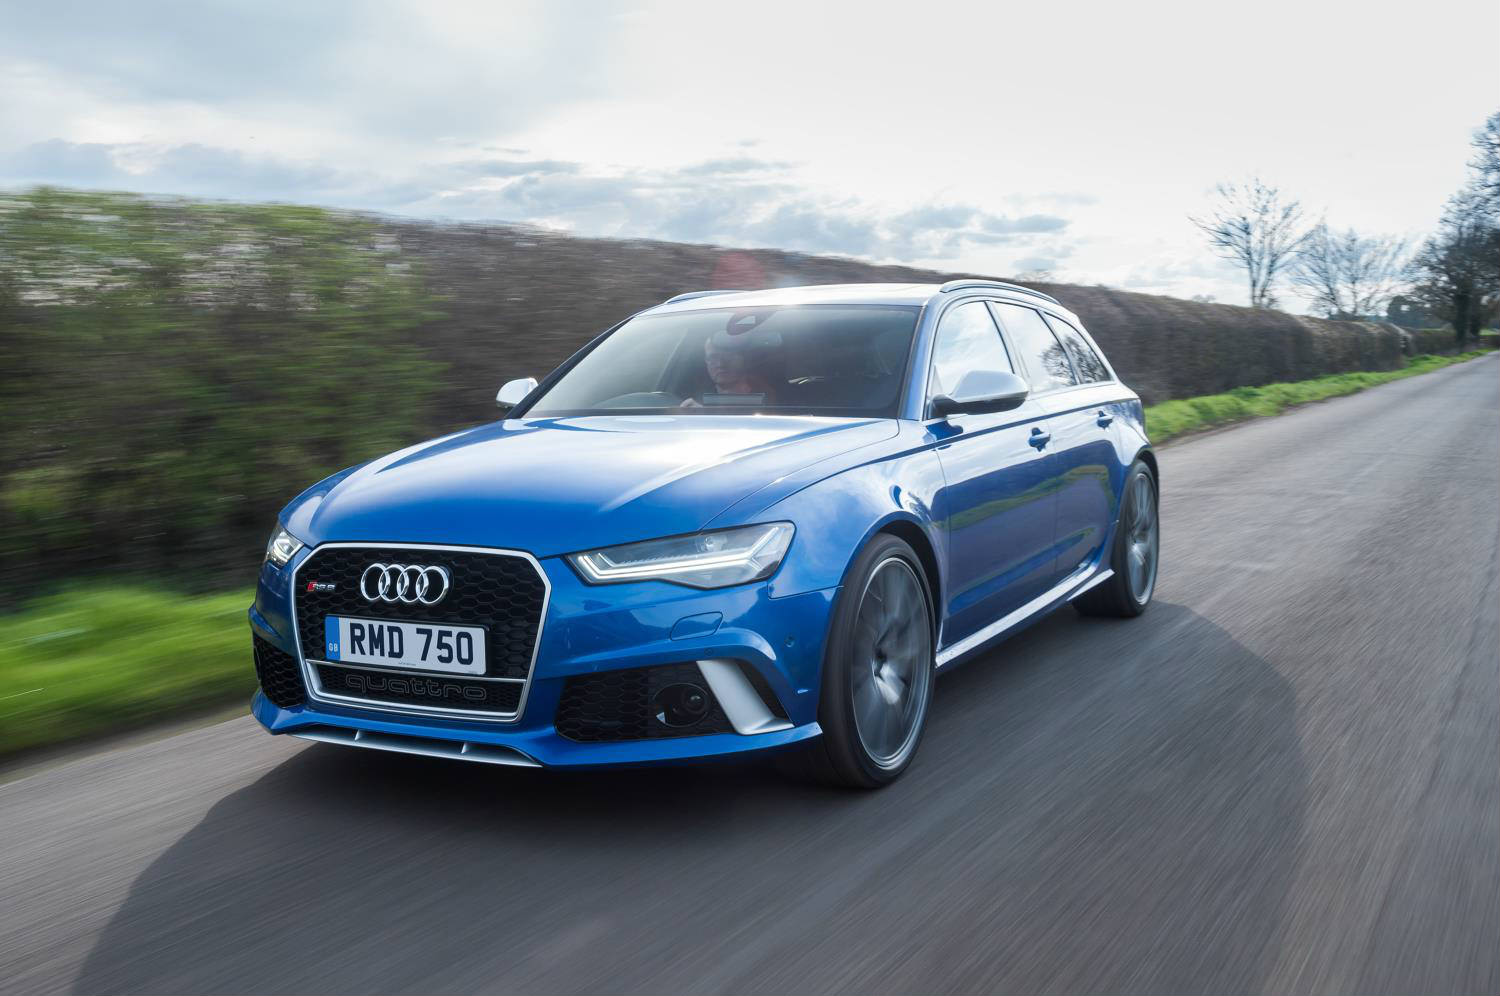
1074,458,1159,618
783,533,936,788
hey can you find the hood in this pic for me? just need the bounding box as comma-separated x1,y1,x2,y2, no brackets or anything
283,415,897,557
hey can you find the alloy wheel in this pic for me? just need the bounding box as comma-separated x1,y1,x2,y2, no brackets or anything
1126,472,1159,604
850,556,932,769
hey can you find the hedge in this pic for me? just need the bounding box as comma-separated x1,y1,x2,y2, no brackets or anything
0,187,1422,595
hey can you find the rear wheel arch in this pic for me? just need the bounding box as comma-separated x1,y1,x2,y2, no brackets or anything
1076,456,1159,618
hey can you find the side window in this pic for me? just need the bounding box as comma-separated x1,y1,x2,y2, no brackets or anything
991,302,1078,392
927,301,1013,401
1044,313,1111,383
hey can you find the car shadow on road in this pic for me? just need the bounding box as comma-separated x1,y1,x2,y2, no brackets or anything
76,602,1306,994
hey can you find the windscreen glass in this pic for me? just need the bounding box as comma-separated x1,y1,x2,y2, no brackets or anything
526,305,920,416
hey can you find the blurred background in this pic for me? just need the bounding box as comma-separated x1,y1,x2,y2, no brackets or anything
0,2,1497,993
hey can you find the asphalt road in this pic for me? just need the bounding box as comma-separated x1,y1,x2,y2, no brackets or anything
2,354,1496,995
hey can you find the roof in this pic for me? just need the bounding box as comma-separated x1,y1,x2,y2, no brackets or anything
645,283,940,313
642,281,1074,320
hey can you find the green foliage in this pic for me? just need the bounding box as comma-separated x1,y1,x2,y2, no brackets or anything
0,188,443,592
1145,352,1489,443
0,586,254,759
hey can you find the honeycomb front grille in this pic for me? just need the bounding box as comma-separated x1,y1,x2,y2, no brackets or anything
555,662,733,742
293,544,546,718
253,635,306,708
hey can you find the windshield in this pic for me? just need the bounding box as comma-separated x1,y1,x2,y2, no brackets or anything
525,304,920,417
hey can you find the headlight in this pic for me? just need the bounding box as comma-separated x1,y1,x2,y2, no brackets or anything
569,522,794,588
265,524,305,568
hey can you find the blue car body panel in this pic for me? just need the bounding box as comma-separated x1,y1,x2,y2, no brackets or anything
251,282,1151,767
282,415,899,559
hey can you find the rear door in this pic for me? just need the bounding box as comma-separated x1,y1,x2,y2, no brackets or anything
992,302,1118,580
926,300,1058,649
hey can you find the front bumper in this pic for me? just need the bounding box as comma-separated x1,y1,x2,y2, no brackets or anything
249,549,835,768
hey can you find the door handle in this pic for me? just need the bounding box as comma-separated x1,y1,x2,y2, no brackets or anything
1096,410,1114,427
1029,428,1051,450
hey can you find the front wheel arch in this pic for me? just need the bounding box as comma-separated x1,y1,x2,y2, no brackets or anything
1135,447,1159,490
874,519,941,638
786,531,937,788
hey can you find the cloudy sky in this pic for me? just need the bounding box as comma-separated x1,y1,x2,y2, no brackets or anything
2,0,1496,307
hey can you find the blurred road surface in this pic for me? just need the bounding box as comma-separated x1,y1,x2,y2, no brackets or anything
2,354,1496,995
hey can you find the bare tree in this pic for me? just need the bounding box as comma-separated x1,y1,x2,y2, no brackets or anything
1293,224,1409,319
1410,184,1500,348
1471,110,1500,214
1191,177,1309,309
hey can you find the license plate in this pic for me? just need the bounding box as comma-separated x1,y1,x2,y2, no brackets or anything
323,616,486,675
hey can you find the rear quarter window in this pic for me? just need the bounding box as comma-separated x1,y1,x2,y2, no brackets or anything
1044,313,1111,383
990,302,1077,392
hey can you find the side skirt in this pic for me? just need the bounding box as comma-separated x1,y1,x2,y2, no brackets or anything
934,565,1114,669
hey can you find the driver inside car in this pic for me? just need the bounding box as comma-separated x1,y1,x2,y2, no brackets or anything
682,313,784,408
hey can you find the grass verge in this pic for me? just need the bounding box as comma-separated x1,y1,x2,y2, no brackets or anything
1145,351,1491,444
0,587,254,761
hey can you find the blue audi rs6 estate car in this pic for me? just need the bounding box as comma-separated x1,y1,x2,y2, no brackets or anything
249,280,1158,786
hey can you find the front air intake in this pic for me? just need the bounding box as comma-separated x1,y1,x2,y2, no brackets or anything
554,662,735,742
253,635,306,708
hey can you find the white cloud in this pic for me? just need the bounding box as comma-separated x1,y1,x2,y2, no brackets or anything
0,141,1070,262
3,0,1497,308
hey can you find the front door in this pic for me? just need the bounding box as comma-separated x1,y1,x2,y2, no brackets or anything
926,300,1060,650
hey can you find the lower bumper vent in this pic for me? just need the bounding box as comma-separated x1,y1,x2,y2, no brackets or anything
555,662,734,742
253,636,306,708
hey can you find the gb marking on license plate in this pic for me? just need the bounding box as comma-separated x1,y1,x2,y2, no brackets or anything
325,616,341,659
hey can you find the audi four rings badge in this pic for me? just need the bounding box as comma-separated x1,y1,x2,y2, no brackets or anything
360,563,450,605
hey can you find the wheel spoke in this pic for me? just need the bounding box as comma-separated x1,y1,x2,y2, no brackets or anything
888,575,912,624
871,697,898,755
854,610,880,659
853,669,882,723
888,619,921,671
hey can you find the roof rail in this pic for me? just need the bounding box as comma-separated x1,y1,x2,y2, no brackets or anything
660,289,746,306
938,279,1060,306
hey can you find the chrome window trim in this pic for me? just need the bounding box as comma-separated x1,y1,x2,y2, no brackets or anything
289,541,551,724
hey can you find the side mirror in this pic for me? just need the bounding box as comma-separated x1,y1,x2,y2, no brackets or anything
930,370,1029,418
496,377,538,412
